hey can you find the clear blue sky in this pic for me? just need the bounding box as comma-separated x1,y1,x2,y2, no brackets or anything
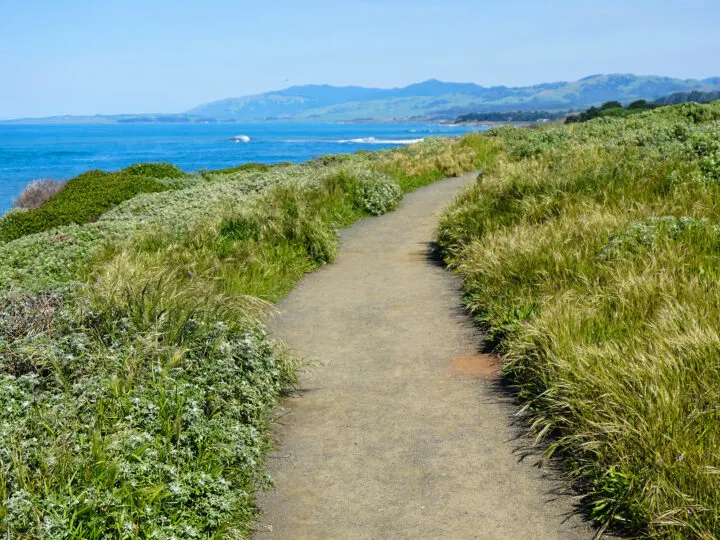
1,0,718,119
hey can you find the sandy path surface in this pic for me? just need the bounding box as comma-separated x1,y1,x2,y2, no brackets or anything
255,172,594,539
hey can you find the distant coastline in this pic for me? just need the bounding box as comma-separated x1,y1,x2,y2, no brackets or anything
1,115,454,125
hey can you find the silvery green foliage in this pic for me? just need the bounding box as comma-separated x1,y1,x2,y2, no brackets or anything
353,171,403,216
0,291,285,536
686,125,720,181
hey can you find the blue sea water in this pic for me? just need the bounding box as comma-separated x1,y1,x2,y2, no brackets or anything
0,122,489,214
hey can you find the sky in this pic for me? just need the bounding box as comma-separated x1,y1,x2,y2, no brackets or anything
1,0,719,119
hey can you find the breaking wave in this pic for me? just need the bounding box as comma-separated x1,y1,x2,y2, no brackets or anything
335,137,424,145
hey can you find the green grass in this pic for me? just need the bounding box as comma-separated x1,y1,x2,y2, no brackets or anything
438,101,720,538
0,136,490,538
377,132,501,191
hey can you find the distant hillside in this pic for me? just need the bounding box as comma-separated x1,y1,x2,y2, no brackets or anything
1,113,217,125
5,74,720,124
187,74,720,122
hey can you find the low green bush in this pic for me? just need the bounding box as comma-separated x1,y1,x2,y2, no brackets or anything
210,162,272,175
121,162,185,178
353,172,403,215
0,171,170,242
599,216,711,260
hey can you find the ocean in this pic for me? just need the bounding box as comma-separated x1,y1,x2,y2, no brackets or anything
0,122,489,214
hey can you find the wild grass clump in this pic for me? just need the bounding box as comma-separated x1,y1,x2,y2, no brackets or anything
439,100,720,537
12,179,67,210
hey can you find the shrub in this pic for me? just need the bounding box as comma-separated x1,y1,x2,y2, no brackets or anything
311,153,353,167
12,179,67,210
0,171,171,242
353,172,403,215
121,162,185,178
211,162,272,175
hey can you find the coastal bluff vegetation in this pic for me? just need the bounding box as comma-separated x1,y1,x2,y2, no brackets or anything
0,136,494,537
1,100,720,537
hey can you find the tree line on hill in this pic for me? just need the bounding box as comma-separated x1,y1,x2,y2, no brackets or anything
565,90,720,124
454,110,568,123
655,89,720,105
564,100,656,123
454,90,720,125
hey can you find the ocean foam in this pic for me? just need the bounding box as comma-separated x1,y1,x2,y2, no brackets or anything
336,137,424,145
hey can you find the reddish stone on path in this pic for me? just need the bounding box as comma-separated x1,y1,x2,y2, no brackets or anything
451,353,501,378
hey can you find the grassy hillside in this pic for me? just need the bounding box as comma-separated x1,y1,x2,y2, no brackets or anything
0,136,496,537
438,102,720,537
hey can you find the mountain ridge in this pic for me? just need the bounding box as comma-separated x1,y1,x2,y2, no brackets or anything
4,74,720,124
186,74,720,121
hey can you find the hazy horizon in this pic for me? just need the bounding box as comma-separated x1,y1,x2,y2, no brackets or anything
2,0,719,119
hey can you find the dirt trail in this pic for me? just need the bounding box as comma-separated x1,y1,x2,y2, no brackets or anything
256,172,593,539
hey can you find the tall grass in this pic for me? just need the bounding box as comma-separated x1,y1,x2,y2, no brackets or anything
439,102,720,538
378,132,501,191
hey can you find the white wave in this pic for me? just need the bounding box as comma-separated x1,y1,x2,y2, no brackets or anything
336,137,424,145
231,135,251,143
